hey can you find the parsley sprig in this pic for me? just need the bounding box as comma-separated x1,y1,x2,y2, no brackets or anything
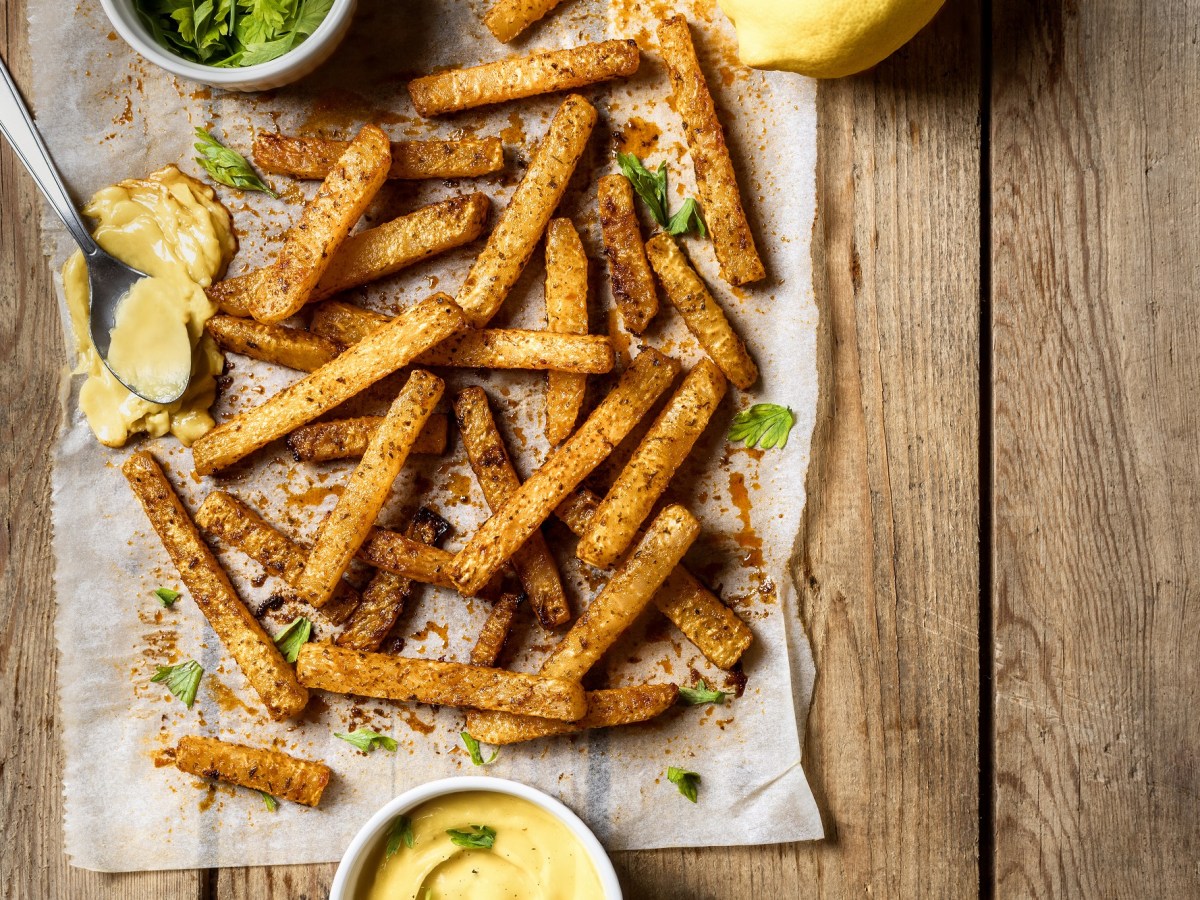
154,587,181,607
460,731,498,766
151,659,204,709
729,403,795,450
334,729,398,754
273,616,312,663
386,815,414,857
446,825,496,850
678,678,727,706
133,0,334,69
667,766,701,803
616,153,707,238
193,129,278,197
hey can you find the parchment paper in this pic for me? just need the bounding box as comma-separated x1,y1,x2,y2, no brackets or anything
30,0,824,871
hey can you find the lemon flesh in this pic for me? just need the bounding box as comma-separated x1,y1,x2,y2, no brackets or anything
718,0,946,79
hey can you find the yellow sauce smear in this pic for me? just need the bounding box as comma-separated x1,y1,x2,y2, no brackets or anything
63,165,235,447
359,791,605,900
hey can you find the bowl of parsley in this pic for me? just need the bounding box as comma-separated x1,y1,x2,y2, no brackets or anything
99,0,356,92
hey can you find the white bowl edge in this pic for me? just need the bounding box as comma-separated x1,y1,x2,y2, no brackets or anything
329,776,624,900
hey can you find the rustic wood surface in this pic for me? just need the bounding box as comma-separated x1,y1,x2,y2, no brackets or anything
2,0,1198,897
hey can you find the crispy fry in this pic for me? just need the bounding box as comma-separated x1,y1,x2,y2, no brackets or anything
657,16,765,286
408,41,638,117
483,0,569,42
465,683,679,744
296,642,587,720
251,125,392,323
541,505,699,680
287,415,448,462
174,735,331,807
578,359,726,567
195,491,360,625
308,300,611,372
470,591,522,667
449,347,680,595
415,330,612,373
205,315,341,372
298,370,444,607
336,508,449,651
456,95,596,327
646,233,758,390
544,218,589,445
253,133,504,180
358,528,458,588
192,294,464,475
554,488,753,669
454,387,570,629
122,453,308,720
597,174,658,334
209,194,489,317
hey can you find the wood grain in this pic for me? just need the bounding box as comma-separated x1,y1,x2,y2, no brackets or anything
991,1,1200,896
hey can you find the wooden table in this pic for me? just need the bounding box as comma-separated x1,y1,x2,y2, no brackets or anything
3,1,1198,896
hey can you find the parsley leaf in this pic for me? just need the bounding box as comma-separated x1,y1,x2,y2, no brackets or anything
446,825,496,850
151,659,204,709
667,766,700,803
273,616,312,663
678,678,727,706
666,197,707,238
334,729,398,754
386,814,414,857
616,153,706,238
260,791,278,812
728,403,795,450
460,731,498,766
193,128,278,197
154,587,181,607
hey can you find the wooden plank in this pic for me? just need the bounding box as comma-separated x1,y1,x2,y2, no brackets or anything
0,3,201,898
991,2,1200,896
613,2,984,896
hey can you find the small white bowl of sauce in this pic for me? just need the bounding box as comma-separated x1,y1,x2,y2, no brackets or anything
330,776,623,900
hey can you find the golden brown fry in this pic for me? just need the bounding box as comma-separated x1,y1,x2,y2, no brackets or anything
308,300,611,372
456,95,596,327
464,683,679,744
251,125,392,323
336,509,449,651
483,0,568,43
454,387,570,629
578,359,727,567
205,315,341,372
358,528,458,588
408,41,638,117
122,453,308,720
253,133,504,180
415,330,612,373
645,233,758,390
287,415,448,462
192,294,464,475
657,16,765,286
554,488,753,669
598,174,658,334
544,218,589,445
470,591,522,667
210,194,489,317
449,347,680,595
296,642,587,720
541,505,699,680
195,491,360,625
298,370,444,607
174,735,331,807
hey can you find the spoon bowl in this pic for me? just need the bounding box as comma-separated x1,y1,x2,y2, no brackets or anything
0,53,188,405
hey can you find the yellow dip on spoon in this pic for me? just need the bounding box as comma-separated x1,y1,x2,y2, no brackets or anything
63,165,235,447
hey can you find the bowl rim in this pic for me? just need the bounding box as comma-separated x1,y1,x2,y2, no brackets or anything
97,0,356,85
328,775,624,900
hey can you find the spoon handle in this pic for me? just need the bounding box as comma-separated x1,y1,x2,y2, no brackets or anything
0,54,100,256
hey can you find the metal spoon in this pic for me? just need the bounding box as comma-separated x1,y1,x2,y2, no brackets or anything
0,55,189,404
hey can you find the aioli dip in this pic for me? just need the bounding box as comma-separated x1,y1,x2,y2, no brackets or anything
63,165,235,447
359,790,605,900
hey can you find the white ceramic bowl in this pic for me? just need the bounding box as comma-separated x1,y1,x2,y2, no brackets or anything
330,776,623,900
98,0,357,92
